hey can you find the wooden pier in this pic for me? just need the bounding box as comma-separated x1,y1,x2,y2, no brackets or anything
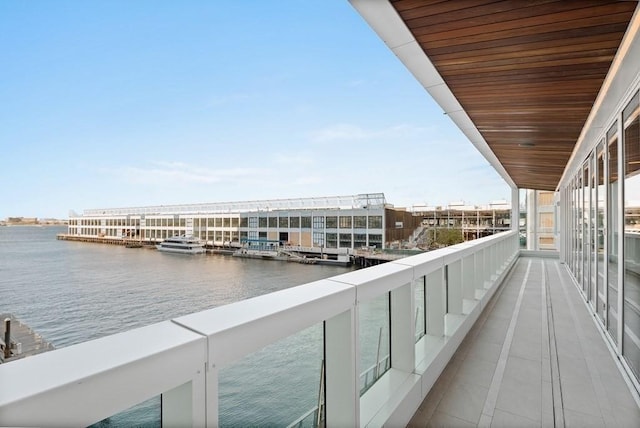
1,314,54,364
352,251,408,268
57,234,150,247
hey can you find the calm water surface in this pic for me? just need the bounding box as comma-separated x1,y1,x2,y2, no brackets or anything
0,226,355,426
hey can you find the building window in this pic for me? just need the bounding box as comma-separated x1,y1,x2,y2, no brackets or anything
339,233,352,248
215,218,223,227
224,218,231,228
538,192,554,205
354,216,367,228
279,216,289,228
354,233,367,248
339,216,352,228
231,218,239,227
607,121,618,343
290,216,300,228
301,216,311,228
368,215,382,229
268,217,278,228
326,233,337,248
248,217,257,228
259,217,267,228
313,216,325,229
326,216,338,228
539,212,554,229
539,237,554,246
368,234,382,248
623,90,640,377
313,232,324,247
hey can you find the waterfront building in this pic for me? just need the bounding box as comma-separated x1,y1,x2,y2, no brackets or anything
2,2,640,427
411,200,513,242
65,193,426,253
65,194,521,253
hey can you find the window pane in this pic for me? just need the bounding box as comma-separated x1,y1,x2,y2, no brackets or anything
623,91,640,378
368,216,382,229
607,122,619,343
597,145,606,322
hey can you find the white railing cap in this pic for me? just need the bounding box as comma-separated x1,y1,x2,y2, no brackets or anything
0,321,206,426
329,262,413,302
174,279,355,367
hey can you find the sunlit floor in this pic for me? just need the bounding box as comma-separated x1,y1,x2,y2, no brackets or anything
409,256,640,427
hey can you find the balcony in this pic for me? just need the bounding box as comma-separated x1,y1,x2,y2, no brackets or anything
2,230,636,426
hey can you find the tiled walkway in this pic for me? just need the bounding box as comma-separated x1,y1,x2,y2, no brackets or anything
409,257,640,427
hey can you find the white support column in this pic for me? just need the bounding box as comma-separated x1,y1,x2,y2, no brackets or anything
527,190,538,250
391,282,415,373
447,260,463,315
426,268,444,336
325,308,359,427
162,375,206,428
511,187,520,232
205,367,219,427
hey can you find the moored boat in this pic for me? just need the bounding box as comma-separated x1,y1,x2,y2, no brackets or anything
156,235,205,254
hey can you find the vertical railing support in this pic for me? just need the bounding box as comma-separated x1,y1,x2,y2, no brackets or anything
426,268,445,336
162,375,206,428
325,308,359,427
205,366,219,427
391,282,414,372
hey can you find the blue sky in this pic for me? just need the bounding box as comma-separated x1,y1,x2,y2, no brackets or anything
0,0,509,219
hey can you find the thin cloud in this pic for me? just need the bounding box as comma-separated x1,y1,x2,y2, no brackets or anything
310,123,430,143
100,161,269,185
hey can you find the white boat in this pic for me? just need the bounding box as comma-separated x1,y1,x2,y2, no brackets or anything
156,235,205,254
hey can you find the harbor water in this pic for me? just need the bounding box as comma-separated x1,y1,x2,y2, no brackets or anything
0,225,370,427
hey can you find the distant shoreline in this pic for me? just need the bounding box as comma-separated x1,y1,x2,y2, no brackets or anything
0,223,67,227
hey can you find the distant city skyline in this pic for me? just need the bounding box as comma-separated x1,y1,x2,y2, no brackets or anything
0,1,510,219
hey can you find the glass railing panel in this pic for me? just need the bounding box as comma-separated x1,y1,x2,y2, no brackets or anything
414,276,426,342
359,293,390,395
218,323,324,427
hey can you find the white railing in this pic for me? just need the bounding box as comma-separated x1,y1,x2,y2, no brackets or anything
0,230,518,427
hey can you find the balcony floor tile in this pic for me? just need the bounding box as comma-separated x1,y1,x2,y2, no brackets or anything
409,256,640,428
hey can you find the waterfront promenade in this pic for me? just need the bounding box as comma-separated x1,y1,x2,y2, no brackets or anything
409,256,640,427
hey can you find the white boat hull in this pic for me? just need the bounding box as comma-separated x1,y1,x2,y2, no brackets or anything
155,245,205,254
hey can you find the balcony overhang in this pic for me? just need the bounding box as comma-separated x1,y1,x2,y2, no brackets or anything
350,0,639,191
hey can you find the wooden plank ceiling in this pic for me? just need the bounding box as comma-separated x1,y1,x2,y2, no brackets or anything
391,0,638,190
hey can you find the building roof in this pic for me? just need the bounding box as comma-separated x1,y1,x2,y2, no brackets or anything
350,0,639,191
79,193,388,217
